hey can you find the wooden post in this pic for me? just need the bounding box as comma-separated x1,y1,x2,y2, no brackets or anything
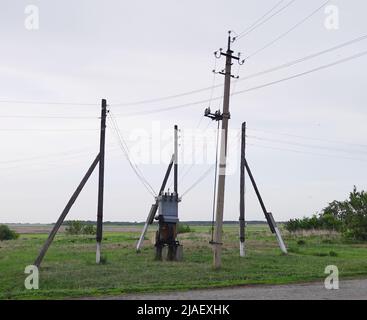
244,159,288,254
34,154,100,267
96,99,107,263
239,122,246,257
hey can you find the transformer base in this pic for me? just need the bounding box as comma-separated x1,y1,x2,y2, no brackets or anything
155,243,183,261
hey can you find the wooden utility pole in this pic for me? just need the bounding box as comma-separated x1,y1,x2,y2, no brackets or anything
34,154,100,267
244,159,288,254
33,98,109,267
212,31,244,269
239,122,246,257
96,99,107,264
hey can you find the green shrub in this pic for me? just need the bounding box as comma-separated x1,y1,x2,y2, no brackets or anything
285,187,367,241
297,239,306,246
177,223,192,234
65,221,96,235
329,251,338,257
0,225,19,241
83,224,96,235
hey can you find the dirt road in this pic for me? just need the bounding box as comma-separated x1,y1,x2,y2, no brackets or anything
100,279,367,300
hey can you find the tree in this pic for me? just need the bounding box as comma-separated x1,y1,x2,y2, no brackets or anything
285,187,367,241
0,225,19,241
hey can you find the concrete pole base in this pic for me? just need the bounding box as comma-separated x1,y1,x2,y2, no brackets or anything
240,241,245,257
274,227,288,254
96,242,101,264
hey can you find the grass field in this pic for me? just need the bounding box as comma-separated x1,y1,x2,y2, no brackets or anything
1,224,367,299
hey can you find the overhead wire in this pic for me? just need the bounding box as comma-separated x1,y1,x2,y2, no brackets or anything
112,50,367,117
247,142,367,163
0,99,97,106
175,56,220,186
107,111,157,197
246,0,331,59
5,34,364,116
0,115,98,120
236,0,298,40
247,127,367,149
234,0,287,39
247,135,367,156
181,131,240,197
109,34,367,109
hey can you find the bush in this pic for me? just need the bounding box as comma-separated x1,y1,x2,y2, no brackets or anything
0,225,19,241
65,221,96,235
297,239,306,246
177,223,192,234
284,214,342,233
329,251,338,257
285,187,367,241
83,224,96,235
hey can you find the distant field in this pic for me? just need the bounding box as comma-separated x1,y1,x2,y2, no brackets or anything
1,224,367,299
6,224,143,234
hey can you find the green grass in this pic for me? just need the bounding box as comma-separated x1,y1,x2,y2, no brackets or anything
1,224,367,299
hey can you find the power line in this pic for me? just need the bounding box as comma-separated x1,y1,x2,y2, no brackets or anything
178,119,214,184
0,148,120,176
247,135,367,156
0,115,98,120
0,146,99,165
0,99,97,106
112,57,219,108
246,0,331,59
247,127,367,148
0,128,99,132
181,130,240,197
181,164,215,197
247,142,367,163
108,113,157,197
232,50,367,95
241,34,367,77
236,0,297,40
0,146,118,169
113,50,367,117
234,0,287,39
109,34,367,110
107,112,157,197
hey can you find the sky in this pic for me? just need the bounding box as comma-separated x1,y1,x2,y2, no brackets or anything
0,0,367,224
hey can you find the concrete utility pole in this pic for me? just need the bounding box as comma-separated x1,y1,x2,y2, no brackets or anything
212,31,244,269
96,99,107,264
239,122,246,257
174,125,178,195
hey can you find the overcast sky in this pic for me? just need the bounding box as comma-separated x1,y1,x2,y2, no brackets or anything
1,0,366,224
